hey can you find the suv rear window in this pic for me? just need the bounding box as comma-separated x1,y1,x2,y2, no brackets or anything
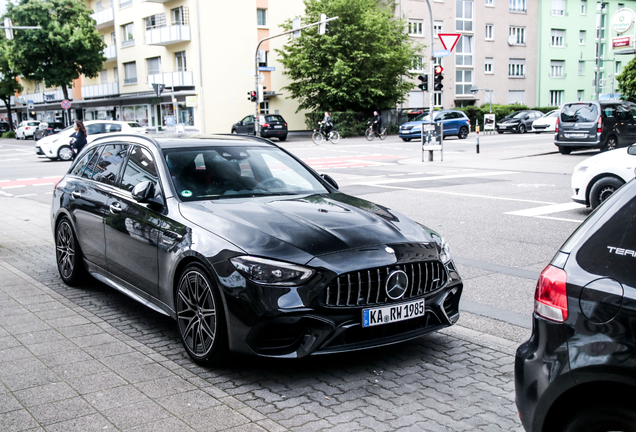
561,104,599,123
262,115,285,123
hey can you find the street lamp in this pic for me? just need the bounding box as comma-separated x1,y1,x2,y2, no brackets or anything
470,85,493,113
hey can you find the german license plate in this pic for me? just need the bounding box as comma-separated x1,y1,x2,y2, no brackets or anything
274,125,283,129
566,133,586,138
362,299,425,328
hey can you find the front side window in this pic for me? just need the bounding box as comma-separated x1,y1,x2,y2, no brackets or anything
70,149,97,177
164,146,328,201
121,146,158,192
456,0,473,32
409,19,424,37
93,144,130,186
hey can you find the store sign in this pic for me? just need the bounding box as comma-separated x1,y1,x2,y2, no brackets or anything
148,97,163,104
613,36,631,48
611,8,635,34
185,96,197,107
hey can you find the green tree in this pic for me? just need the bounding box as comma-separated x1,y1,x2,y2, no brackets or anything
5,0,105,101
616,57,636,102
0,52,23,130
276,0,420,112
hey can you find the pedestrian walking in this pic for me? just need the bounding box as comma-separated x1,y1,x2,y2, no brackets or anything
70,120,87,159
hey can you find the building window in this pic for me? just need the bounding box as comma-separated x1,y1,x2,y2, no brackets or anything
434,21,443,37
577,90,584,101
616,61,622,75
579,30,585,44
434,56,442,67
485,24,494,40
485,57,493,73
124,61,137,85
456,69,473,95
550,60,564,77
172,7,187,25
408,19,424,37
119,0,132,9
456,35,473,66
410,56,425,72
121,23,134,47
551,29,565,47
581,0,586,14
147,57,161,77
509,59,525,77
456,1,473,32
259,100,269,114
257,8,267,26
144,14,166,30
434,92,443,107
509,26,526,45
96,1,103,12
550,90,564,106
578,60,585,75
552,0,566,16
597,14,606,39
100,69,108,84
510,0,526,12
111,31,116,45
486,0,494,6
175,51,187,72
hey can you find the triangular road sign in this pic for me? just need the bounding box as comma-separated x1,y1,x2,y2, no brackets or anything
438,34,461,52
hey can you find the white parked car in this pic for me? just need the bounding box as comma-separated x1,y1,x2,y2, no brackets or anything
532,110,558,133
571,145,636,209
15,120,41,139
35,120,148,161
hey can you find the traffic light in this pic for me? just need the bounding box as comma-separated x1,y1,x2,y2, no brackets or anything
434,66,444,91
319,13,328,35
247,90,257,102
418,74,428,91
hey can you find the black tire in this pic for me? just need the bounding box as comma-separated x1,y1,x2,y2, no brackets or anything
558,146,572,155
379,128,387,140
311,131,323,145
562,405,636,432
458,126,469,139
535,131,541,134
401,138,411,142
497,131,504,134
231,129,238,134
58,145,73,161
518,124,526,134
329,130,340,144
55,218,88,286
278,135,287,142
602,135,618,152
176,263,229,366
365,128,375,141
589,176,624,209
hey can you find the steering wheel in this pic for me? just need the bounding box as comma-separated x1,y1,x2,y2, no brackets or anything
255,177,286,190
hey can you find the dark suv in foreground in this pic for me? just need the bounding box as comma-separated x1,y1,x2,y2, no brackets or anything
515,178,636,432
556,100,636,154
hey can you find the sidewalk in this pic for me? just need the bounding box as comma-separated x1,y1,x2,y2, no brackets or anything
0,197,522,432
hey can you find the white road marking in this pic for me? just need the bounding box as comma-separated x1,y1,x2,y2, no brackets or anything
13,194,36,198
0,190,13,197
1,185,25,189
535,215,583,223
0,158,23,162
358,170,518,186
17,178,36,181
32,183,54,187
505,202,585,217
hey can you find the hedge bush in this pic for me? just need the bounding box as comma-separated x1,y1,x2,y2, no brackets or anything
305,111,373,138
2,130,15,139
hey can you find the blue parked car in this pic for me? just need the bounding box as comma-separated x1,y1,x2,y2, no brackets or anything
398,110,470,142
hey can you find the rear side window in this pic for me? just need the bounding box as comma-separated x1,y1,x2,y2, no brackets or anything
69,149,96,177
92,144,130,186
121,146,158,192
86,124,103,135
561,104,599,123
577,194,636,288
105,123,122,133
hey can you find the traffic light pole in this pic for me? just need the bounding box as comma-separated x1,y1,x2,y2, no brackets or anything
253,16,339,135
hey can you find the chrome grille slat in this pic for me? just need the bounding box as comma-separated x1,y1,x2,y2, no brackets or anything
323,260,448,307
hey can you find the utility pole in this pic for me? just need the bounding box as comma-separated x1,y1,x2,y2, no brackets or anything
595,1,602,101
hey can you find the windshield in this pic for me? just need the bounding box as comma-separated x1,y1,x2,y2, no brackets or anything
164,146,329,201
504,111,525,120
560,104,599,123
413,112,433,122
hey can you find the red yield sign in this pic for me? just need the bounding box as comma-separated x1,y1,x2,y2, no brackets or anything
438,34,461,52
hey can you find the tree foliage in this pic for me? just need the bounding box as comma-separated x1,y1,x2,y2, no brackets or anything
5,0,105,100
616,57,636,103
276,0,420,112
0,51,23,130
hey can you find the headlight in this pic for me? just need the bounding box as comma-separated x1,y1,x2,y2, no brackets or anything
229,256,315,286
439,239,451,264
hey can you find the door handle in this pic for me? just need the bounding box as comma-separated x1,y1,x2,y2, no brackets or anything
71,191,81,199
109,202,122,214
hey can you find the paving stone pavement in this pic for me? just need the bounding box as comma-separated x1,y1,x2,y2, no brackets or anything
0,197,524,431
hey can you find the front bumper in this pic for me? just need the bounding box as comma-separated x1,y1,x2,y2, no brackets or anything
399,129,420,139
261,129,287,138
35,145,45,155
213,244,463,358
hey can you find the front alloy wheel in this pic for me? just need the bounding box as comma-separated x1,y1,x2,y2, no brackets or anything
55,218,87,286
176,264,228,365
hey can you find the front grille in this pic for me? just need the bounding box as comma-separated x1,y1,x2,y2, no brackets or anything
323,261,447,307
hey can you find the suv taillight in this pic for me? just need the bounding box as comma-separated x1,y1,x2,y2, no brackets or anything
555,118,559,133
262,123,270,128
597,116,602,133
534,265,568,323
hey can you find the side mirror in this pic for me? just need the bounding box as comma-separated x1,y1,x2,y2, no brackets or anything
628,145,636,156
237,121,243,126
132,180,163,206
321,174,339,190
523,116,529,120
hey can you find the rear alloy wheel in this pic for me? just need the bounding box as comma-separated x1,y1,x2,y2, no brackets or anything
602,136,618,152
176,264,228,365
589,177,624,209
55,218,88,286
558,146,572,155
562,405,636,432
517,124,526,134
458,126,469,139
58,145,73,161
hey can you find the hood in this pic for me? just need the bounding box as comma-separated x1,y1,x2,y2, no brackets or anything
500,117,521,124
178,193,435,263
578,147,631,168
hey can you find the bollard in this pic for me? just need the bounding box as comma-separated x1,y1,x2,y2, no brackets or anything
476,121,480,154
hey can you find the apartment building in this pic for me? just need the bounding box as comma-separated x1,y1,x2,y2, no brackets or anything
537,0,636,107
400,0,538,109
8,0,307,133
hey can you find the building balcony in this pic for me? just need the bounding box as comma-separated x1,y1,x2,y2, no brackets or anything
91,6,114,29
145,25,191,46
147,70,194,88
13,89,72,106
104,45,117,62
81,82,119,99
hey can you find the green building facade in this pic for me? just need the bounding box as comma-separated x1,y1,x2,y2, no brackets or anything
537,0,636,107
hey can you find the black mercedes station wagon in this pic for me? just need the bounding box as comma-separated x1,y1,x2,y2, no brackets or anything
52,134,463,364
515,178,636,432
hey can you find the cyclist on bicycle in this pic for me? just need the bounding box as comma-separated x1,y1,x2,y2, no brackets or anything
371,111,382,134
322,111,333,136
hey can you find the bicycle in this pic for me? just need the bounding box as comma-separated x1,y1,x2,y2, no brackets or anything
365,122,387,141
312,123,340,145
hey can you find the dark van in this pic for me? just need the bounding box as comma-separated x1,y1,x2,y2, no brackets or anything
555,100,636,154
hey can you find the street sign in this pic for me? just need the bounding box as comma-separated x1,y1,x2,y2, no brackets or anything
292,17,301,39
165,116,175,126
259,72,265,83
61,100,71,109
613,36,631,48
433,50,450,58
611,8,635,34
27,100,34,110
438,34,461,52
258,66,275,71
